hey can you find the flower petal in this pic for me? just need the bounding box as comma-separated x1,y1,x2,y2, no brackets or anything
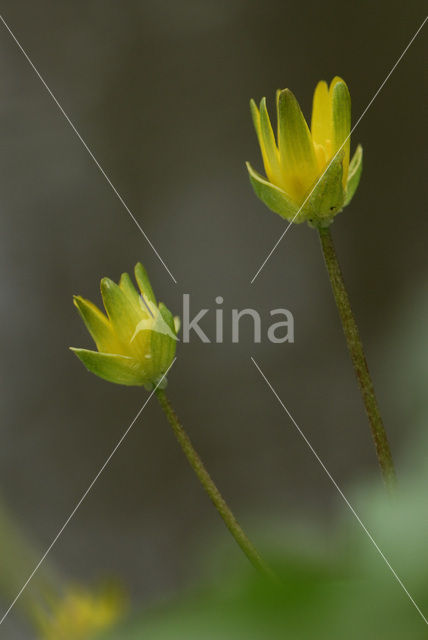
311,80,332,151
331,77,351,185
119,272,141,310
73,296,122,354
259,98,281,185
246,162,300,221
250,98,261,136
70,349,149,386
100,278,142,350
250,99,272,183
344,144,363,206
277,89,319,203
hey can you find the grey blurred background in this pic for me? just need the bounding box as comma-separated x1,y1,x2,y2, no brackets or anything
0,0,426,636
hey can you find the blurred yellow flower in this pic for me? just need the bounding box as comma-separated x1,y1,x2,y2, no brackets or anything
35,586,124,640
246,77,362,226
71,262,178,389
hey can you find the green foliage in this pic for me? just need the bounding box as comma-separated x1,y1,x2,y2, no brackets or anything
99,435,428,639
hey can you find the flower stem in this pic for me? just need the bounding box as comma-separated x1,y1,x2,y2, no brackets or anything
318,226,396,490
155,388,275,579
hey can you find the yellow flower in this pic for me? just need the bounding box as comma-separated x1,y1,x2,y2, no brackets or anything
35,586,124,640
71,263,178,389
246,77,363,226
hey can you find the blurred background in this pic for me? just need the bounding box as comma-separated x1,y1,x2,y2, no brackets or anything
0,1,426,636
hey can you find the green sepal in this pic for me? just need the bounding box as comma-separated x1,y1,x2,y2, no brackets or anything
344,144,363,207
134,263,156,305
149,303,177,385
304,150,345,226
70,348,149,386
158,303,177,336
246,162,298,221
173,316,181,334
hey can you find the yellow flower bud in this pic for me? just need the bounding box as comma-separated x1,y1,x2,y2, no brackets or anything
71,263,178,389
246,77,363,227
36,587,126,640
35,585,124,640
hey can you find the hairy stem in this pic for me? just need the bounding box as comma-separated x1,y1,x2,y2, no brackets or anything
318,226,396,490
156,388,275,579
